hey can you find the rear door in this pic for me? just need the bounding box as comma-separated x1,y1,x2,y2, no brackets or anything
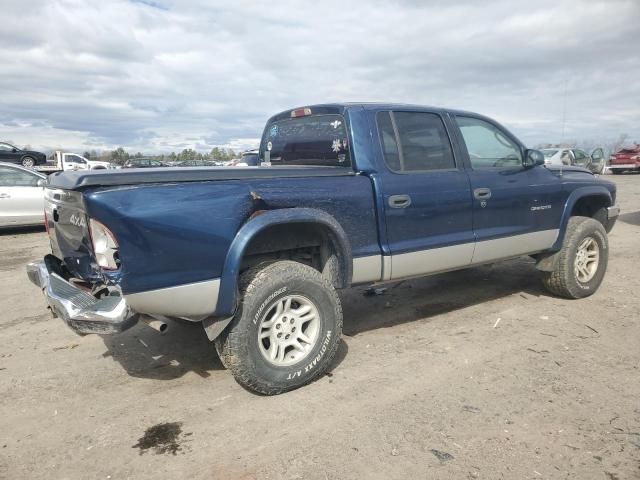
0,165,45,226
375,110,474,279
451,115,558,264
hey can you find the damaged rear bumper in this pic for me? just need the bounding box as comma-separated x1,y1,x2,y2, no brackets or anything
26,258,138,335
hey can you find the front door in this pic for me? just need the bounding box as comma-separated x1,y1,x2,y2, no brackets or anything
375,110,474,279
452,115,558,264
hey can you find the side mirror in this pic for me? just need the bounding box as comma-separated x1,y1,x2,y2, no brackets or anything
12,148,17,152
36,178,47,187
524,149,545,168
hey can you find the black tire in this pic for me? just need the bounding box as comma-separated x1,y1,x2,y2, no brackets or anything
542,216,608,299
215,260,342,395
21,156,35,168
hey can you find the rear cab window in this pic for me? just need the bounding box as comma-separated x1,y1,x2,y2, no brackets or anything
376,111,456,172
260,113,351,167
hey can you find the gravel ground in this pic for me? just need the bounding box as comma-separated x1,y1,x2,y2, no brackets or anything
1,175,639,480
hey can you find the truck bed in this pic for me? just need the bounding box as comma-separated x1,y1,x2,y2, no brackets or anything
47,166,355,190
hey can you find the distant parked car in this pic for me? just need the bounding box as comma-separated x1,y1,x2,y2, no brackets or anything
123,158,166,168
609,145,640,174
175,159,219,167
0,142,47,168
0,162,46,227
227,150,259,167
541,147,605,173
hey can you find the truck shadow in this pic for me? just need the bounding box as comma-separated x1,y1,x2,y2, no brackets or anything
101,318,223,380
102,257,546,382
101,317,349,381
0,225,45,236
618,210,640,227
341,257,547,336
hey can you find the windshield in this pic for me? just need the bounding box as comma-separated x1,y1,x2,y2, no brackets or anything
542,149,558,158
242,153,259,166
260,114,350,167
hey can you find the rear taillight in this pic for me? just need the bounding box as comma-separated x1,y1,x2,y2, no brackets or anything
89,219,120,270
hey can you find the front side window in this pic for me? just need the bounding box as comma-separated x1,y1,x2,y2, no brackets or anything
0,143,14,151
377,111,455,172
260,114,350,167
455,116,522,168
0,166,42,186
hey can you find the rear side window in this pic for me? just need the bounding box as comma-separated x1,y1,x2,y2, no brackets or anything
260,114,350,167
377,111,455,172
455,116,522,168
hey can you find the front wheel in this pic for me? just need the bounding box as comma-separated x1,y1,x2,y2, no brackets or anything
542,216,609,299
21,156,35,168
215,260,343,395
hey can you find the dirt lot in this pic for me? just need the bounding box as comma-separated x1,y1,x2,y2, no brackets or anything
1,175,639,480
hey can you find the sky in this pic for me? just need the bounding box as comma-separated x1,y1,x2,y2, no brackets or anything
1,0,639,154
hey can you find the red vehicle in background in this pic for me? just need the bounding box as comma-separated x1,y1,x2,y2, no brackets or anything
609,144,640,174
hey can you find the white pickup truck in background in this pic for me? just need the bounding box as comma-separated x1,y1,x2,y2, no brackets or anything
35,151,114,174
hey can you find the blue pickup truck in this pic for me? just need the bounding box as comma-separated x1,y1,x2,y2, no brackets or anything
27,103,619,394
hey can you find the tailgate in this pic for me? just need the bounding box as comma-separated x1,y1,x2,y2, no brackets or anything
45,188,102,283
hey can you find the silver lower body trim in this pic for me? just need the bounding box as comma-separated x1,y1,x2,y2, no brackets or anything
125,279,220,322
472,229,558,264
386,229,560,281
391,242,475,279
352,255,382,284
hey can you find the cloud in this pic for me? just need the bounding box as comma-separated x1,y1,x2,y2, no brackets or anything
0,0,638,153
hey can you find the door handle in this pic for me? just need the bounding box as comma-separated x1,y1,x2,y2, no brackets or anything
473,188,492,200
388,194,412,209
0,193,10,199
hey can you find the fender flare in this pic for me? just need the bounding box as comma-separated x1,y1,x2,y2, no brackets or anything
551,186,612,252
213,208,352,318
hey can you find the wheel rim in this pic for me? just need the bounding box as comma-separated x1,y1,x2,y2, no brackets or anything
22,158,34,167
257,294,321,367
574,236,600,283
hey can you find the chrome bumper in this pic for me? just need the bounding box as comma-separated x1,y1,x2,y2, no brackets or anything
607,205,620,219
26,260,138,335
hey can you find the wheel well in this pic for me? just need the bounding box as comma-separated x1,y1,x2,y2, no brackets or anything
241,223,348,288
571,195,610,226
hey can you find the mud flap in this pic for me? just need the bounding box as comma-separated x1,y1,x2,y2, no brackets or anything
535,251,560,272
202,315,234,341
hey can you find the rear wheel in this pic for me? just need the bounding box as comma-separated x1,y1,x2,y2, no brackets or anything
542,216,608,299
21,156,35,168
215,260,342,395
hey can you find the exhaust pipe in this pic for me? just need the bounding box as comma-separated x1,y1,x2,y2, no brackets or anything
141,316,168,334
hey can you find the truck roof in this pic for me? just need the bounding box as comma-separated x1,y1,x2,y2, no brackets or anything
266,102,488,123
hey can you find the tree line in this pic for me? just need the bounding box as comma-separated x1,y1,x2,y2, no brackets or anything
82,147,242,165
